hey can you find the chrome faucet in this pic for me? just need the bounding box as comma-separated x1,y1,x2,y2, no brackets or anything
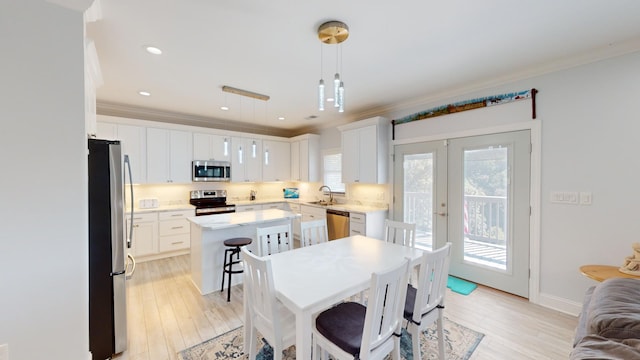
318,185,333,204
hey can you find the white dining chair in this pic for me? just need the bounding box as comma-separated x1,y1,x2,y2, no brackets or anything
300,218,329,247
256,223,293,256
384,219,416,248
241,247,296,360
312,258,410,360
404,242,452,360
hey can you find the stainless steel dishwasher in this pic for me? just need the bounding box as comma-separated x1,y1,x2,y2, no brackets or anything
326,209,350,240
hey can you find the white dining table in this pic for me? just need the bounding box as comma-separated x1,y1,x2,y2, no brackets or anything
243,235,424,359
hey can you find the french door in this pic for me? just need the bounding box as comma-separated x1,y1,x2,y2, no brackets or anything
394,130,531,298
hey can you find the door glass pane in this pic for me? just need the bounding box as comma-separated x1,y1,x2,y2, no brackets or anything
463,146,508,270
403,153,434,251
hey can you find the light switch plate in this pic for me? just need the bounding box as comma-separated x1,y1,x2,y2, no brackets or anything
0,343,9,360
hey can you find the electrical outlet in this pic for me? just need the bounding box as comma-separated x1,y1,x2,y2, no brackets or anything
580,192,592,205
0,343,9,360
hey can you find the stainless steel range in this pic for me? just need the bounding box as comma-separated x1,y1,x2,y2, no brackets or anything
189,190,236,216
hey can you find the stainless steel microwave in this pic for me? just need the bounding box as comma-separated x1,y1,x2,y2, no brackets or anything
192,160,231,182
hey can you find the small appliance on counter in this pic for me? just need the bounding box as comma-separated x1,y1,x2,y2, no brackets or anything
283,187,299,199
250,189,257,201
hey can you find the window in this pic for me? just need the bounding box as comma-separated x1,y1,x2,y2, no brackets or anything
323,149,345,193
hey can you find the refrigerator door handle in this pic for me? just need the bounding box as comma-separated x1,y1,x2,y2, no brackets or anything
124,154,134,249
125,253,136,280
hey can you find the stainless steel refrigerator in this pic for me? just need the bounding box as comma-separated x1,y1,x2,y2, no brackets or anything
88,138,134,360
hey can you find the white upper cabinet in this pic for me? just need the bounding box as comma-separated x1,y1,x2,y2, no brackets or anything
262,139,290,182
338,117,390,184
231,137,263,182
192,133,231,161
146,128,192,183
290,134,320,182
97,121,147,184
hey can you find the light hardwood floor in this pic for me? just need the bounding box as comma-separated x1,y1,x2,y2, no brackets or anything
116,255,578,360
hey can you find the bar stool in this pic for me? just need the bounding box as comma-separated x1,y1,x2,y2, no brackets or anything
221,237,252,302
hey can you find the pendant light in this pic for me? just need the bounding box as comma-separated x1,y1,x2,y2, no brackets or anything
317,21,348,112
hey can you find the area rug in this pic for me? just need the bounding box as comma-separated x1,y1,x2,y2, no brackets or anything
178,317,483,360
447,276,478,295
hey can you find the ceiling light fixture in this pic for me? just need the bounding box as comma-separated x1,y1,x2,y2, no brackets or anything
145,46,162,55
222,85,270,101
138,91,151,96
317,20,348,113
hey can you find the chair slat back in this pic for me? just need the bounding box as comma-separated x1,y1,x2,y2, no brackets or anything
256,223,293,256
300,219,329,247
360,258,410,356
413,242,452,324
384,219,416,248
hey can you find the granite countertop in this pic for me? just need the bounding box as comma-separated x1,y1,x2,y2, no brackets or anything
187,208,300,230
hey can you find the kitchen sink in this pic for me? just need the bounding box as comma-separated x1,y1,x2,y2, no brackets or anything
307,200,335,206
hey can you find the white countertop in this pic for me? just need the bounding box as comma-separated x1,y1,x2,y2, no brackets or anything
230,198,387,214
187,209,300,230
127,204,195,214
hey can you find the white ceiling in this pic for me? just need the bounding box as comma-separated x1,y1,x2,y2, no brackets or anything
86,0,640,136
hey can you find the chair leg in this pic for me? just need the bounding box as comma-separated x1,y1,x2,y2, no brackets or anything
221,248,229,292
410,324,421,360
248,325,257,360
226,250,233,302
391,333,401,360
273,343,283,360
437,312,446,360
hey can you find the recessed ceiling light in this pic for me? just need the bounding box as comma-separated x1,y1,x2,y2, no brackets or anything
138,91,151,96
220,106,229,111
278,116,285,121
145,46,162,55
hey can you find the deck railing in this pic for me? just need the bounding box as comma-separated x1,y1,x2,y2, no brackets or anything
404,192,507,247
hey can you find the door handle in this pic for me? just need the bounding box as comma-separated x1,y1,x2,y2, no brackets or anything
125,253,136,280
437,212,448,217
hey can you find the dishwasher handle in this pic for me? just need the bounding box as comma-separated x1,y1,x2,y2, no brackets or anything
326,209,349,217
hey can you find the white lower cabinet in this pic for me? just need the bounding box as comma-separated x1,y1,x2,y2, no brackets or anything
288,203,302,245
349,210,387,239
158,210,192,252
128,212,158,257
301,205,327,222
128,209,194,262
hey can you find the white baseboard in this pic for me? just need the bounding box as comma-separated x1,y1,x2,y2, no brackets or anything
87,351,93,360
537,292,583,317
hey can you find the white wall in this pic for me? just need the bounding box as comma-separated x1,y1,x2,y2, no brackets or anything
0,2,89,360
380,50,640,312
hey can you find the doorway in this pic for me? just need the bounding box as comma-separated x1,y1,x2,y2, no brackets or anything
394,130,531,298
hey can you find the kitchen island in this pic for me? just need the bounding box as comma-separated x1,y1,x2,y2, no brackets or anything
187,209,300,295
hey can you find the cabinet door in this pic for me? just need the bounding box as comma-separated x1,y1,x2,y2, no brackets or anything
169,130,192,183
117,124,147,184
290,141,300,181
231,137,262,182
193,133,230,161
299,139,309,181
341,128,360,183
146,128,170,183
96,122,118,140
147,128,192,183
128,220,158,257
358,125,378,183
263,140,290,182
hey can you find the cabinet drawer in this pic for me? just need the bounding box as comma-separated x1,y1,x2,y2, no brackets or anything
158,209,194,220
350,221,366,236
159,234,190,252
130,212,158,223
159,219,190,236
288,203,301,213
350,212,365,223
